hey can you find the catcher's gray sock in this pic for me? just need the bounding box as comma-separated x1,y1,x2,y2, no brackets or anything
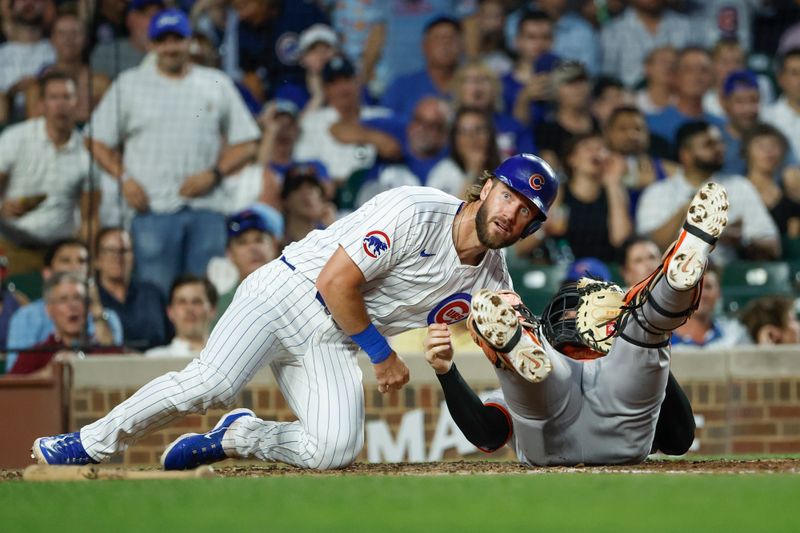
640,276,698,333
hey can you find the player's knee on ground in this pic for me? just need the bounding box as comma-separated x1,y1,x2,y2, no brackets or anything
306,431,364,471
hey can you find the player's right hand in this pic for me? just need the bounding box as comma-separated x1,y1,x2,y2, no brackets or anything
423,323,454,375
373,352,410,394
122,178,149,212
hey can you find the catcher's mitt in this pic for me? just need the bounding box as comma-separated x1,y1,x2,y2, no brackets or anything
574,277,625,354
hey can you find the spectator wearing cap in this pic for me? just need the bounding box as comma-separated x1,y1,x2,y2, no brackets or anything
645,47,726,150
214,210,278,320
502,9,559,129
764,49,800,160
362,2,464,97
599,0,695,88
505,1,599,77
281,165,333,248
0,0,55,124
452,60,536,160
563,257,612,284
703,39,774,120
637,121,779,263
145,274,217,358
90,0,164,79
534,60,599,170
87,8,260,298
294,55,404,183
718,70,763,175
8,272,123,375
6,238,124,372
214,0,328,103
380,15,463,120
94,227,169,351
275,24,339,116
0,71,100,276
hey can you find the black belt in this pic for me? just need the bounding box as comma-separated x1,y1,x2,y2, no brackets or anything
280,255,330,314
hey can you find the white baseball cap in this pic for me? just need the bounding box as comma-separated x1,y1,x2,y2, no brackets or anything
298,24,338,54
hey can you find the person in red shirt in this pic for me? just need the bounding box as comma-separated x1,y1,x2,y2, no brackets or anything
9,271,118,374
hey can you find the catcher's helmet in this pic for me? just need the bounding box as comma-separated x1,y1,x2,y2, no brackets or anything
491,153,558,237
540,282,604,361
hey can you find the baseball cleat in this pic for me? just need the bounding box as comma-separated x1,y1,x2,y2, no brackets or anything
666,182,729,291
31,431,98,465
161,408,255,470
468,289,552,383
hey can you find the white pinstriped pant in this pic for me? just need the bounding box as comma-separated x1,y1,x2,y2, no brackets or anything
80,260,366,470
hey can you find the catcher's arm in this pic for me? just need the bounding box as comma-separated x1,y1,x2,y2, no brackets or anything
424,324,511,452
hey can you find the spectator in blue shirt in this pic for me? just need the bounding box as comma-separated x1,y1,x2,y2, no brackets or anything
646,47,725,151
501,9,559,128
5,238,123,371
719,70,763,176
453,60,536,160
94,227,169,351
380,15,463,120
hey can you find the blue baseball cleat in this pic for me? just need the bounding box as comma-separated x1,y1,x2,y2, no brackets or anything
32,432,98,465
161,408,255,470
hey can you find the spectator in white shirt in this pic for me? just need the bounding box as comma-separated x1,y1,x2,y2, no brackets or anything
86,8,260,297
634,45,677,114
0,71,99,276
636,121,780,264
145,274,218,358
293,56,403,183
600,0,695,88
0,0,55,123
763,48,800,160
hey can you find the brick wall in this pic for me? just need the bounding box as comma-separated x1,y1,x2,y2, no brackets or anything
66,347,800,466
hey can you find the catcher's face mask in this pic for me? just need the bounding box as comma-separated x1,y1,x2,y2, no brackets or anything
541,283,605,361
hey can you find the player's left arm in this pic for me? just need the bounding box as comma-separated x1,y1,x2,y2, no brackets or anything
316,246,410,394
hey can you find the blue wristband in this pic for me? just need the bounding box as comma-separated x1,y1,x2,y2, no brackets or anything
351,323,393,364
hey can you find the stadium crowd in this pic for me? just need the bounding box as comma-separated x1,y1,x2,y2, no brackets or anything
2,0,800,374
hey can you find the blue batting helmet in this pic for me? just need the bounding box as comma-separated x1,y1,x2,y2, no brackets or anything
491,153,558,237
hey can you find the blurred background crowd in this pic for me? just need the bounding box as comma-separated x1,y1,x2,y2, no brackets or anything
2,0,800,375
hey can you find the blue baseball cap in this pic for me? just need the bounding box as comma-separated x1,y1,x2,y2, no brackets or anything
723,70,759,97
227,209,271,242
422,14,462,35
322,56,356,83
148,8,191,41
129,0,165,12
565,258,612,283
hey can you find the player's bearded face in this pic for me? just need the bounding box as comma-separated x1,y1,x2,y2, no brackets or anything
475,199,521,249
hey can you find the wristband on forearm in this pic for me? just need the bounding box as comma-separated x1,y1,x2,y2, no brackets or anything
351,323,392,364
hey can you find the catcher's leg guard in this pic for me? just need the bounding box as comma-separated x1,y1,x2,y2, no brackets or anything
621,183,729,343
467,289,552,383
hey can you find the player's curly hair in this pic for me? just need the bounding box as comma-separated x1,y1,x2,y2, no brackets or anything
464,171,494,203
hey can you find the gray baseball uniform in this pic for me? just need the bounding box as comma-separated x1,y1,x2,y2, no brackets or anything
485,276,694,465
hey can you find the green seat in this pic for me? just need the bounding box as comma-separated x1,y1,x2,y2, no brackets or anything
508,263,567,316
6,272,43,301
782,237,800,260
721,261,792,313
334,169,370,212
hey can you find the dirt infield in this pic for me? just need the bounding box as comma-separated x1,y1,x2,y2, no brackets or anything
3,458,799,481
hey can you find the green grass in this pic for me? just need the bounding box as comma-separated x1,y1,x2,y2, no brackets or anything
2,474,798,532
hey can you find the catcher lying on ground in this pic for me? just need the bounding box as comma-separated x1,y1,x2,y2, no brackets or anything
425,183,728,466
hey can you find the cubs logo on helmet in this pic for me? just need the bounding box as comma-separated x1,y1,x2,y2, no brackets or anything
363,230,391,258
427,293,472,325
491,154,559,238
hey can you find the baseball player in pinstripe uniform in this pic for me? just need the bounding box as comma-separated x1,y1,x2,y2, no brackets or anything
31,154,559,470
424,182,729,465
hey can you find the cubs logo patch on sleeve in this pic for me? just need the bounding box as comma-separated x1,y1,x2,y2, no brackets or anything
427,293,472,325
363,230,391,258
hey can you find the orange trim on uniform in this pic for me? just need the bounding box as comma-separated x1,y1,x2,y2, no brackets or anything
477,402,513,454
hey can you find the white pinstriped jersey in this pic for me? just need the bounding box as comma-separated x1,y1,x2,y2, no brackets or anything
282,186,512,337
